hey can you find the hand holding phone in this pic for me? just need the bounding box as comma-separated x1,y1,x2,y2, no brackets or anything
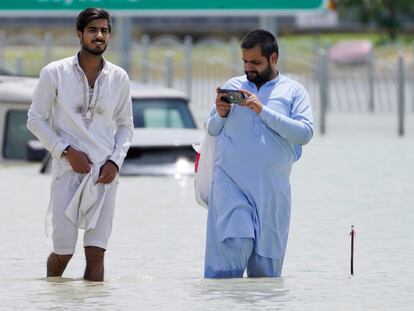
218,88,246,105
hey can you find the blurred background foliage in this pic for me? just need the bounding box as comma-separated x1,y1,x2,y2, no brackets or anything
338,0,414,42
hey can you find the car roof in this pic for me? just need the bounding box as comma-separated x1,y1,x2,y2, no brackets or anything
0,76,38,104
0,76,189,104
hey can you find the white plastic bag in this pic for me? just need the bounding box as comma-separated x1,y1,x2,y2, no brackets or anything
193,133,215,208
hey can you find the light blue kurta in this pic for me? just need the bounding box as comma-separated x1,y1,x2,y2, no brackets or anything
206,74,313,261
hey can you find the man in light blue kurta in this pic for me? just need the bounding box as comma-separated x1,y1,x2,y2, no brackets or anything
204,29,313,278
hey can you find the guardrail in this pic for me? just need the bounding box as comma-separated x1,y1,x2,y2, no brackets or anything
0,32,412,135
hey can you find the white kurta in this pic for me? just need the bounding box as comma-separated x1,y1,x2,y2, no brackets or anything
27,55,134,168
27,55,133,252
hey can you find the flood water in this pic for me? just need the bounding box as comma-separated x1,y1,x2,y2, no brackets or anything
0,114,413,310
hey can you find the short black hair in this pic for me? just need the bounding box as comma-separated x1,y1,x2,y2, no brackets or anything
241,29,279,58
76,8,112,33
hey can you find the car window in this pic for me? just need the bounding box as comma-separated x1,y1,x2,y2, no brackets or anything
133,99,196,129
143,107,184,128
3,109,36,159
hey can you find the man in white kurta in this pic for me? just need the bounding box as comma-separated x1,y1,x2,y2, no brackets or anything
204,30,313,278
27,8,133,281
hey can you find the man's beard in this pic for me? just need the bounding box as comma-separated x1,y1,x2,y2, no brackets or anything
245,64,273,85
81,40,107,56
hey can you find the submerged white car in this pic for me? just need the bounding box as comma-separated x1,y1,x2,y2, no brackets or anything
0,76,203,176
124,83,203,175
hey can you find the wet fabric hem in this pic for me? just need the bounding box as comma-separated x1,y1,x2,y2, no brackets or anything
53,247,75,255
84,240,107,251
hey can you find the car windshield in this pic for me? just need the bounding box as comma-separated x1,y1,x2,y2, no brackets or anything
132,98,196,129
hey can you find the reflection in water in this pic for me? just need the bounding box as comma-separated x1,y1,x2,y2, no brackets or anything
34,278,114,308
114,272,155,282
194,277,289,306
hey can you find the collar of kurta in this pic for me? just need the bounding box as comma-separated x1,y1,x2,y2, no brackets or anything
72,53,110,75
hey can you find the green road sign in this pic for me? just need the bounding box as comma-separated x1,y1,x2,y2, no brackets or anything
0,0,325,12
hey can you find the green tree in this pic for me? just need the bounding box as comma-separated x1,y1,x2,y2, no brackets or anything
338,0,414,41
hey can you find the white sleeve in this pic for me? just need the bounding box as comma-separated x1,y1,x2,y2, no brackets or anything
109,73,134,169
26,67,69,158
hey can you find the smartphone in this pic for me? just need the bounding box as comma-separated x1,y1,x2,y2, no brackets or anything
218,88,245,105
